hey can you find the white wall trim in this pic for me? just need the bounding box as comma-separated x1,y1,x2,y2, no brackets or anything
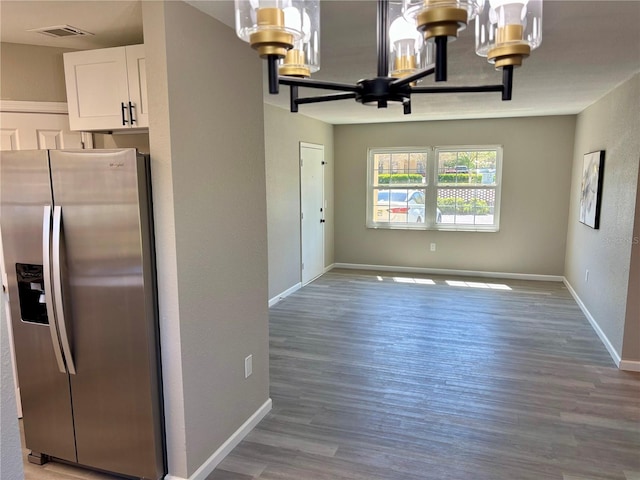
332,263,564,282
0,100,68,114
269,283,302,307
619,360,640,372
563,278,622,368
164,398,272,480
324,263,335,274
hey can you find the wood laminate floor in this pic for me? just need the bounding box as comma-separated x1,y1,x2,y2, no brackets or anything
20,270,640,479
209,269,640,480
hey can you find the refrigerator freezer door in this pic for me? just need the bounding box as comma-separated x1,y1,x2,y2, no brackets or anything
49,149,164,479
0,150,77,462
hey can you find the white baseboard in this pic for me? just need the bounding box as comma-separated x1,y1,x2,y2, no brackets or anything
332,263,564,282
165,398,272,480
324,263,335,274
619,360,640,372
16,388,22,418
563,278,622,368
269,283,302,307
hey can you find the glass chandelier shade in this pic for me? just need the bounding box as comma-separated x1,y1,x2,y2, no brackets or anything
279,0,320,77
235,0,308,57
388,1,433,79
475,0,542,67
404,0,484,40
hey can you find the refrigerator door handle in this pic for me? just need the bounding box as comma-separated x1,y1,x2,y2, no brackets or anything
52,206,76,375
43,206,67,374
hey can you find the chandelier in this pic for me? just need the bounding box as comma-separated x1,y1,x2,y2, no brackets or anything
234,0,542,114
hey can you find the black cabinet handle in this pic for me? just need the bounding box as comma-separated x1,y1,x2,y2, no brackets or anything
128,102,136,125
121,102,128,125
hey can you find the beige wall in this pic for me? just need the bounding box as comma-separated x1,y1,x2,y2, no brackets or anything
93,133,150,153
565,73,640,362
0,42,73,102
0,292,23,479
334,116,576,275
143,2,269,478
141,3,187,476
264,104,334,299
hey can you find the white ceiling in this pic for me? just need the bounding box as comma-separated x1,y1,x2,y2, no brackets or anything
2,1,639,125
0,1,144,49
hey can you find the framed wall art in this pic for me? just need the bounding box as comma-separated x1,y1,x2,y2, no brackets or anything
579,150,605,229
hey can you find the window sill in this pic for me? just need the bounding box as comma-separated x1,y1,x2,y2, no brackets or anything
366,223,500,233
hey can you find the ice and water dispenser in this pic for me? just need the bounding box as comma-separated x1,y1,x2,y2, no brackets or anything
15,263,49,325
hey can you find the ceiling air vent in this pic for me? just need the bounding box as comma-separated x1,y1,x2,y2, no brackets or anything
29,25,94,38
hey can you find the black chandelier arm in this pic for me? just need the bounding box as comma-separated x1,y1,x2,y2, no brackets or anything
502,65,514,101
296,92,358,105
390,66,436,88
288,88,357,113
267,55,280,94
410,84,504,94
290,85,299,112
410,66,515,100
403,99,411,115
377,0,390,78
435,37,448,82
279,76,359,93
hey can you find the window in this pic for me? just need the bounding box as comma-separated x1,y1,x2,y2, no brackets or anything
367,146,502,231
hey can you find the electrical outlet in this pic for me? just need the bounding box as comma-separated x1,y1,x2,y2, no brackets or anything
244,355,253,378
585,270,589,282
430,243,436,252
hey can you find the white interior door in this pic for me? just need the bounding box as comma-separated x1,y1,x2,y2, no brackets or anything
0,106,86,418
300,143,325,285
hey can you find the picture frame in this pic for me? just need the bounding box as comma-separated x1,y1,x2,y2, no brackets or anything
579,150,605,229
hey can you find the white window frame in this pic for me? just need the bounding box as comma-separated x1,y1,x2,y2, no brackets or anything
366,147,432,230
366,145,503,232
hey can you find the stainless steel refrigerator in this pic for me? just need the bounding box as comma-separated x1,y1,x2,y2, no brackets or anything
0,148,165,480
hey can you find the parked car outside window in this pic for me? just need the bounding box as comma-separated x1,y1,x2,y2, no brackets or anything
376,190,442,224
444,165,470,174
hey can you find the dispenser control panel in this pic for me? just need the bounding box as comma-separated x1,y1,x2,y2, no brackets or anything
16,263,49,325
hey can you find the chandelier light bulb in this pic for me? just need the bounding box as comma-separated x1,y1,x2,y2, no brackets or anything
279,0,320,77
389,16,421,52
388,4,432,80
283,7,301,32
489,0,528,25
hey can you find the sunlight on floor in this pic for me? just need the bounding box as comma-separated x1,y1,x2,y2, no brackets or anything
392,277,436,285
374,274,512,290
446,280,512,290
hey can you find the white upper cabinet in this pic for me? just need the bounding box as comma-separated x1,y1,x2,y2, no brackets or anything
64,44,148,131
125,45,148,128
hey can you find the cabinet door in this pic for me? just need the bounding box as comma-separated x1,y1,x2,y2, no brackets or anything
1,112,86,150
64,47,131,131
125,45,148,128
